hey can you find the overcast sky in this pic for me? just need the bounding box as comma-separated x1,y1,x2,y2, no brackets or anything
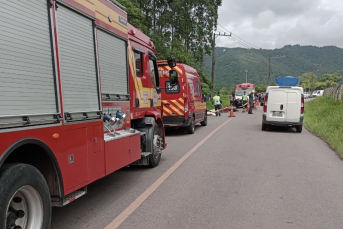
216,0,343,50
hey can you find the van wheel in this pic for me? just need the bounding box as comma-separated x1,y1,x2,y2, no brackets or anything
0,163,51,229
200,112,207,126
262,122,267,131
186,116,195,134
296,125,303,133
146,124,162,168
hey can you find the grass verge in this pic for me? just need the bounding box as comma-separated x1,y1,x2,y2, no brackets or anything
304,96,343,157
206,97,231,110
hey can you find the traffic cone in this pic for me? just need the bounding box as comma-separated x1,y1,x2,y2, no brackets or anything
229,105,235,117
256,100,260,106
253,102,257,109
247,103,250,112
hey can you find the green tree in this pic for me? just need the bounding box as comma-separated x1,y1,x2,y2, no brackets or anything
318,73,342,88
300,72,318,92
116,0,147,31
320,73,342,83
219,87,229,98
117,0,222,90
255,84,267,92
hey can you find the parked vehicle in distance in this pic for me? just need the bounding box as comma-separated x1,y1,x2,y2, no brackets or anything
312,90,324,97
234,83,255,107
262,86,304,133
158,61,207,134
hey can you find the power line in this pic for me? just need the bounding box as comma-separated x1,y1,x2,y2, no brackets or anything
217,26,255,49
216,28,253,49
229,36,253,49
217,23,259,49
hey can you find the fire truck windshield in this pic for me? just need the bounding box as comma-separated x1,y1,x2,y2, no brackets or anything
235,89,253,96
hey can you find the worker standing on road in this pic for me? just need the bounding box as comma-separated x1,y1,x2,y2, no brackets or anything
242,91,248,112
212,92,222,116
230,93,235,106
254,91,258,104
248,90,255,114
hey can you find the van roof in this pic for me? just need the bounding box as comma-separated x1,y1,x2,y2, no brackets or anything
157,61,198,76
266,86,303,93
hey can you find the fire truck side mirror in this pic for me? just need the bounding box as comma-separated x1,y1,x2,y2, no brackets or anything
169,70,178,86
156,87,162,94
167,57,177,68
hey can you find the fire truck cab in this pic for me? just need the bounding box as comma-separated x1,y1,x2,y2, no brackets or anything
234,83,255,107
0,1,175,228
158,62,207,134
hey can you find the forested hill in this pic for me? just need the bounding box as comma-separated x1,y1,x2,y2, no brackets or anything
202,45,343,90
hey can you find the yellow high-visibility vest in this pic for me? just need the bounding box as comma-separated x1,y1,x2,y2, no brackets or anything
213,95,221,105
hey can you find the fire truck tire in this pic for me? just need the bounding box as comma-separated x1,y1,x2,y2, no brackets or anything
200,112,207,126
147,124,162,168
0,163,51,229
186,116,195,134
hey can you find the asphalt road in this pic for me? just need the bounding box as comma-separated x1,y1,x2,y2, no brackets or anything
51,106,343,229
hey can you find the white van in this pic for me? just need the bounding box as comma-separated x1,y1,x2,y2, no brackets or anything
262,86,304,133
313,90,324,97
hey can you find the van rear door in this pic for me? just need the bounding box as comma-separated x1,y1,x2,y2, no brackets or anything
267,88,288,122
285,88,301,122
158,65,184,117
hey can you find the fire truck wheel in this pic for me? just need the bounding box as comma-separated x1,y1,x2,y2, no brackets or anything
200,112,207,126
147,124,162,168
0,163,51,229
186,116,195,134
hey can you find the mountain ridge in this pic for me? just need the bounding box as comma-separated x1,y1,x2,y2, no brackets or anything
201,45,343,90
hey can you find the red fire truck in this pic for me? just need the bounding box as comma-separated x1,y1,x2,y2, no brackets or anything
0,1,175,228
158,61,207,134
233,83,255,107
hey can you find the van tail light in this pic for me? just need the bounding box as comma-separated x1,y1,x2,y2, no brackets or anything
184,99,188,113
301,95,304,114
263,94,268,112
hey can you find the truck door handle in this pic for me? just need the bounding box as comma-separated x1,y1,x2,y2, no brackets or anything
280,104,283,110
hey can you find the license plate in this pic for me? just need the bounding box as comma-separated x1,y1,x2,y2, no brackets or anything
272,111,282,117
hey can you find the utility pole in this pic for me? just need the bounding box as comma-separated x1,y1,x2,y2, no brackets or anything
245,69,248,83
211,32,231,98
268,58,271,86
268,55,285,85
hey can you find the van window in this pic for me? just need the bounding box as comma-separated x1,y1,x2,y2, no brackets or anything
134,52,142,76
196,81,201,97
165,81,180,94
149,58,158,87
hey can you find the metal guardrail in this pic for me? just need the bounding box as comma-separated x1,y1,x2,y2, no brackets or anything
324,84,342,101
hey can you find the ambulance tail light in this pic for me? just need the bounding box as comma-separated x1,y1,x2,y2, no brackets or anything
263,94,268,112
301,95,304,114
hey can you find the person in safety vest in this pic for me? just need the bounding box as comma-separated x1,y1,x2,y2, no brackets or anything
248,90,255,114
242,91,248,112
212,92,222,116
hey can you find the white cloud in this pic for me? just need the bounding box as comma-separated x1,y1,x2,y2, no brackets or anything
216,0,343,49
